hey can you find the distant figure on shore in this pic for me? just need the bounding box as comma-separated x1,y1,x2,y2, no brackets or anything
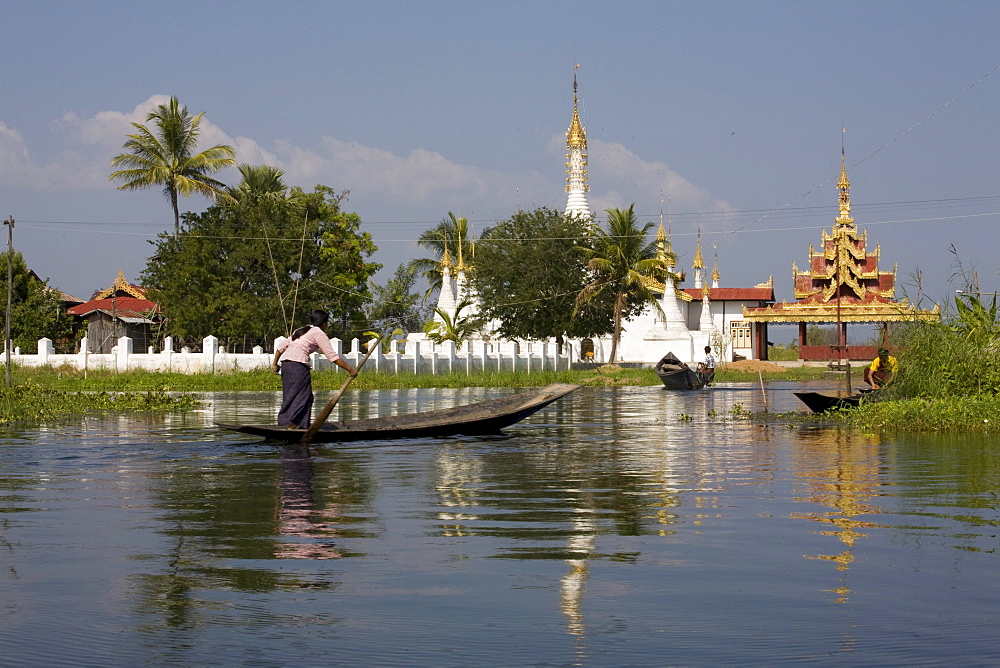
864,347,898,389
698,345,716,386
272,310,357,429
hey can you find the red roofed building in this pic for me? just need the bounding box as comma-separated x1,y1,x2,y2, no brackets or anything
742,155,939,361
67,270,161,353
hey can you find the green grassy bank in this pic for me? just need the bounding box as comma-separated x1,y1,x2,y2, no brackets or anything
11,362,834,393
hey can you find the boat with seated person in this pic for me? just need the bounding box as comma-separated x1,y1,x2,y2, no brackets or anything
654,352,705,390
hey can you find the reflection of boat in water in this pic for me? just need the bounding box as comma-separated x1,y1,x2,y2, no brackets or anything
794,389,875,413
654,353,704,390
218,383,580,443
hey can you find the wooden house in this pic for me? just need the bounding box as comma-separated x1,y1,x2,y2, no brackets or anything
67,271,161,354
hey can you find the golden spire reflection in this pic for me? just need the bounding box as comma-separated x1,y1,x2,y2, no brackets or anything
790,427,884,603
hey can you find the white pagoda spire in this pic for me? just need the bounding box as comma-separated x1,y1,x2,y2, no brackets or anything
433,248,457,324
699,284,716,334
564,68,591,218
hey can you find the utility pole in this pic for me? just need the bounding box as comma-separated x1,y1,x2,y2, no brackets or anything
4,215,14,387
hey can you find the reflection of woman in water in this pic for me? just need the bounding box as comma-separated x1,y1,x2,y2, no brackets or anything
272,310,356,429
276,448,340,559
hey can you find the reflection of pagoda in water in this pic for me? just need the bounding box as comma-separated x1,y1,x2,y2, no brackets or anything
790,428,884,603
743,152,939,361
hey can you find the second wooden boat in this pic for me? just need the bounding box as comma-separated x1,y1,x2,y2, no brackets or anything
654,352,705,390
793,390,874,413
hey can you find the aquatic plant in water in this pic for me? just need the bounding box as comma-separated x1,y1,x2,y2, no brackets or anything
0,382,199,424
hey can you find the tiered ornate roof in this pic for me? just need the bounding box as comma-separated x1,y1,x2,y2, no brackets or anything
67,270,160,322
743,156,939,323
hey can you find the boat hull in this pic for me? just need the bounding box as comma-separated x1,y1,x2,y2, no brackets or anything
656,368,705,390
217,383,581,443
793,391,865,413
654,352,705,390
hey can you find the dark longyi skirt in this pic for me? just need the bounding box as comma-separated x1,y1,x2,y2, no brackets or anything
278,361,314,428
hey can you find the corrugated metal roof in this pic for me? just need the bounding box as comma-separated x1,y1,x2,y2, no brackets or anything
67,296,159,318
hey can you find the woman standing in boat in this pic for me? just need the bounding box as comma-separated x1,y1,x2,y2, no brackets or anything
272,310,357,429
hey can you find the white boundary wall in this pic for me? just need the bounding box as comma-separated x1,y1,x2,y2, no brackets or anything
6,335,573,375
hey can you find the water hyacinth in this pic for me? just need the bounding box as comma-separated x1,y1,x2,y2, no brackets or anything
0,382,198,425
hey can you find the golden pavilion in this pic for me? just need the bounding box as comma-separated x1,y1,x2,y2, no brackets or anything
742,154,939,361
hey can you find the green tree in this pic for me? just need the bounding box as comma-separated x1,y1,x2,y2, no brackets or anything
0,252,74,353
366,263,428,341
109,96,237,239
575,204,666,363
472,207,614,345
408,212,474,298
804,323,838,346
141,185,380,348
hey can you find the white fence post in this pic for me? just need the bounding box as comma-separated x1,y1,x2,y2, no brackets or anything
439,340,457,374
389,338,401,375
116,336,133,372
38,338,53,365
410,340,420,374
203,335,218,373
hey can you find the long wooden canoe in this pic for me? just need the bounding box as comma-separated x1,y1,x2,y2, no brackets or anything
217,383,581,443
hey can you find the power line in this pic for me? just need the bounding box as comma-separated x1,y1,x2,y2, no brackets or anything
13,193,1000,243
13,208,1000,245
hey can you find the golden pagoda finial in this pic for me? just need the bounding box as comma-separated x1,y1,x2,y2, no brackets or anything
440,247,452,270
693,229,704,269
566,72,587,149
836,140,854,228
712,245,720,285
455,239,465,271
655,192,667,257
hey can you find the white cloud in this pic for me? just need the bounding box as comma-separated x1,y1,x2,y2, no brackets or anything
3,98,733,233
0,121,33,186
544,135,734,225
57,95,172,148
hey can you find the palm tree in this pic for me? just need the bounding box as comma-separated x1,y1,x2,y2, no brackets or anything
423,299,484,349
575,204,667,363
407,212,474,299
226,164,289,205
109,96,236,239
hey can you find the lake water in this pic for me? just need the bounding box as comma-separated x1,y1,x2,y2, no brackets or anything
0,383,996,666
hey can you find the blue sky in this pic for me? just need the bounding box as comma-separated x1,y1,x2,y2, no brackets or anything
2,0,999,310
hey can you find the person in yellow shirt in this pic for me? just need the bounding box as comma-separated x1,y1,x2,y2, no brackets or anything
864,347,898,389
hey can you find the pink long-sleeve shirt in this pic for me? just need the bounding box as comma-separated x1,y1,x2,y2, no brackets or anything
275,326,342,365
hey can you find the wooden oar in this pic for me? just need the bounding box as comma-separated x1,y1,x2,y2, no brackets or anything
301,339,379,444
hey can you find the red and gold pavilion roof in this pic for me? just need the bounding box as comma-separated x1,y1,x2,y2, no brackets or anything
743,156,939,324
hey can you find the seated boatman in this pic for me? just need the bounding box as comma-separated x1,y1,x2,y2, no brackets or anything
864,347,898,389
